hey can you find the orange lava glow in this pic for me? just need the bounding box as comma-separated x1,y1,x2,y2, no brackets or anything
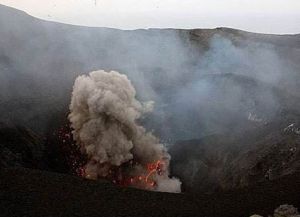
127,160,163,188
56,123,164,190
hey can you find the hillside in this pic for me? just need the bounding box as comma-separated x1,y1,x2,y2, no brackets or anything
1,167,300,217
170,130,300,193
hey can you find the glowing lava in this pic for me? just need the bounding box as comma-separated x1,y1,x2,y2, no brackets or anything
128,160,164,188
55,121,173,191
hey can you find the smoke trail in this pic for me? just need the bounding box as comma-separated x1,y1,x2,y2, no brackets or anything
68,70,181,193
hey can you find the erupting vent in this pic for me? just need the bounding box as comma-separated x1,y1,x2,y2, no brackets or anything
58,70,181,193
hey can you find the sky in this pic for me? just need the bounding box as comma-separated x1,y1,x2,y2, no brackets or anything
0,0,300,34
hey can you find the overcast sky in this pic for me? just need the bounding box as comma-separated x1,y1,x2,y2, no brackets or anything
0,0,300,34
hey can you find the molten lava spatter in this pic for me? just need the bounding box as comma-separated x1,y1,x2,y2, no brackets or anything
67,70,181,193
55,123,87,177
127,160,164,189
56,124,166,189
55,121,178,191
101,159,165,190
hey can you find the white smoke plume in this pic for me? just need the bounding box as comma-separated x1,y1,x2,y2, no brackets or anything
68,70,181,193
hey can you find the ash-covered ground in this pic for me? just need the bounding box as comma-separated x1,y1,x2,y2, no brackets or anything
1,167,300,217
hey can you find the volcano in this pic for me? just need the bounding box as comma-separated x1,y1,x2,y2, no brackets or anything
1,3,300,217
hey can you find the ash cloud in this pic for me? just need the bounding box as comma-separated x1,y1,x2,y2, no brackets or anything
68,70,181,193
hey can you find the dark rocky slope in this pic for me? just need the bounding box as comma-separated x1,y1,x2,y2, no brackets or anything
170,130,300,193
168,73,300,193
1,167,300,217
0,123,45,169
